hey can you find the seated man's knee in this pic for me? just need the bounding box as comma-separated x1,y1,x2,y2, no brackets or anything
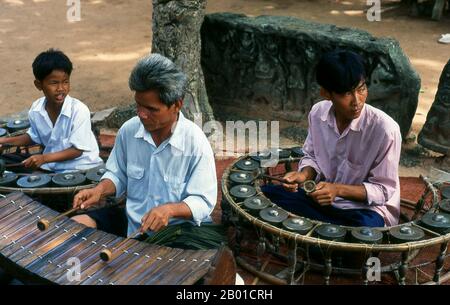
71,214,97,228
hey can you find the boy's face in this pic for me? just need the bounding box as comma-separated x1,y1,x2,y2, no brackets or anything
135,90,182,134
321,80,368,122
34,70,70,107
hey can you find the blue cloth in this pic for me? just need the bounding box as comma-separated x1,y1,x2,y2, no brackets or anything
102,112,217,236
262,185,385,227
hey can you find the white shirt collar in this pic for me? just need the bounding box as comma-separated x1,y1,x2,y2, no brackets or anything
34,95,73,118
134,111,186,152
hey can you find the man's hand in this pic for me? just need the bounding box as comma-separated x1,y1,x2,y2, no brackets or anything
308,182,339,205
140,205,174,233
282,171,305,192
22,154,46,169
73,188,102,210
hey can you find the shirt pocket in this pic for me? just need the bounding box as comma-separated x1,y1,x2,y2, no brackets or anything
336,159,365,185
164,175,187,202
126,165,145,201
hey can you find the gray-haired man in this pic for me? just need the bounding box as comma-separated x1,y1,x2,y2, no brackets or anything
72,53,226,250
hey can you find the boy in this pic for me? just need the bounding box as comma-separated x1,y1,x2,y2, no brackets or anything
262,50,402,227
0,49,103,172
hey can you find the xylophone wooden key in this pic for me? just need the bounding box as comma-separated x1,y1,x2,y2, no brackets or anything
52,235,124,285
0,206,56,250
44,232,119,284
26,227,97,272
108,244,176,285
6,219,79,262
16,222,86,267
152,250,215,285
130,248,186,285
80,240,149,285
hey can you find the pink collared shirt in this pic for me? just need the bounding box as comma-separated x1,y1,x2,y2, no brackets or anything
299,100,402,226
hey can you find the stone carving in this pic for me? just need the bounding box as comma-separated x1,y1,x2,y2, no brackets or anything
201,13,421,138
418,60,450,155
152,0,214,122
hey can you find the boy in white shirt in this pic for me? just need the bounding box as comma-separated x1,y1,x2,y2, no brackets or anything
0,49,103,172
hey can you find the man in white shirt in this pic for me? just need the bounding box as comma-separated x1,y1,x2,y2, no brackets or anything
72,54,225,250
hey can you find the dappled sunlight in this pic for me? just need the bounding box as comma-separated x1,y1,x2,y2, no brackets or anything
15,35,30,40
343,9,364,16
32,0,49,3
0,19,14,23
77,41,94,47
411,58,447,72
330,9,364,16
76,48,150,62
2,0,23,6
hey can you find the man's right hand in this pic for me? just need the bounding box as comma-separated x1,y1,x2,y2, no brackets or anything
282,171,306,192
73,188,102,210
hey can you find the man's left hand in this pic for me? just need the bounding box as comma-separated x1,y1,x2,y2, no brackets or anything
140,204,174,233
308,182,339,206
22,154,46,169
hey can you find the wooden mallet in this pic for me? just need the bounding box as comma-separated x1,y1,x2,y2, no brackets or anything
37,208,79,231
99,230,142,262
0,159,24,176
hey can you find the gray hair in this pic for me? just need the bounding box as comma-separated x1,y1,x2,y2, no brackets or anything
129,53,187,106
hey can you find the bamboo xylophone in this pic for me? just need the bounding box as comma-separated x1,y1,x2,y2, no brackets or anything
0,192,235,285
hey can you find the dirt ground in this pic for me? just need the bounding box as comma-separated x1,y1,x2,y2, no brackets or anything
0,0,449,176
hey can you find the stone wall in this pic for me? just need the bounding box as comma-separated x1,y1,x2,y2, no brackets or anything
201,13,421,138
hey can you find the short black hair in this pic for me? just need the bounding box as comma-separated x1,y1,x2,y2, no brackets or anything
129,53,187,107
316,50,366,94
32,48,73,81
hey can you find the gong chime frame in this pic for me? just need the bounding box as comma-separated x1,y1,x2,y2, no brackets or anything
221,154,450,285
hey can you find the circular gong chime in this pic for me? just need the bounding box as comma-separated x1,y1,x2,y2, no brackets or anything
52,172,86,187
0,172,18,187
229,185,257,201
229,172,255,186
282,217,313,235
16,174,52,188
235,159,260,171
291,146,305,158
86,166,107,183
389,225,425,244
314,224,347,242
350,227,383,244
440,199,450,214
243,196,271,217
269,148,291,159
6,119,30,133
441,185,450,200
420,212,450,235
0,128,7,137
250,150,271,163
259,207,289,227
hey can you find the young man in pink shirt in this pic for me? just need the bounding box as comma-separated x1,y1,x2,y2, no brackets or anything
263,50,401,227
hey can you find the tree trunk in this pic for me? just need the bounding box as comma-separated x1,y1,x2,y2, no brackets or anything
152,0,214,122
